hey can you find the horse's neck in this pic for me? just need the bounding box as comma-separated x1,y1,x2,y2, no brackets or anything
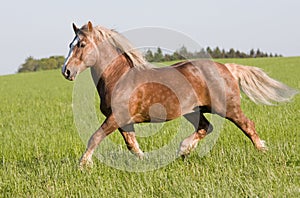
91,54,131,94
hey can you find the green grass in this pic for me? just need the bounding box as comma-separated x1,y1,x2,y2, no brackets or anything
1,57,300,197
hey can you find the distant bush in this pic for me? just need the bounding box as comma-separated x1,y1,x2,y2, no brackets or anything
18,56,65,73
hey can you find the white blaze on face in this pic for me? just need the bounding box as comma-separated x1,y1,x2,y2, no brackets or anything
62,36,80,73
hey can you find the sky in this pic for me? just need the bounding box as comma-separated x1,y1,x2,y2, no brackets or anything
0,0,299,75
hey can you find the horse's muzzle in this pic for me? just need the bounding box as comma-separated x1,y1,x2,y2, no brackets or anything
62,66,76,81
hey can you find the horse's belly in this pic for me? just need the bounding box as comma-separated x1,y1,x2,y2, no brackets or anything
128,82,198,122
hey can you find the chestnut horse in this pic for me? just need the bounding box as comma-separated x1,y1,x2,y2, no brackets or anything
62,21,298,167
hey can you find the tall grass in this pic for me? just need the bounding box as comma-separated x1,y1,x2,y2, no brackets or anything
0,57,299,197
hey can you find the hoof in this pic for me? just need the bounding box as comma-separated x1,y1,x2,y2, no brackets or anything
177,132,200,158
131,151,145,159
177,147,191,158
79,156,93,170
136,152,145,159
178,152,189,161
129,148,145,159
257,140,268,152
177,141,197,159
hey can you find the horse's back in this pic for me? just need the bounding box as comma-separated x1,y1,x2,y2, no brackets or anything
171,59,240,115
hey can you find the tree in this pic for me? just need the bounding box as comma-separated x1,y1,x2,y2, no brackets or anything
40,58,55,70
144,49,154,62
53,56,65,69
255,49,261,58
250,49,255,58
212,47,222,58
164,54,174,61
178,46,189,59
206,47,213,57
228,48,236,58
153,47,164,62
235,50,241,58
172,51,182,60
239,52,248,58
18,56,39,72
221,49,226,58
194,48,207,59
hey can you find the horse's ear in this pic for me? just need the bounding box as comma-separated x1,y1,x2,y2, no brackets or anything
88,21,93,32
72,23,79,33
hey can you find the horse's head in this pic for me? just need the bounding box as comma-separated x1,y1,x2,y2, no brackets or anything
62,21,149,80
62,21,99,81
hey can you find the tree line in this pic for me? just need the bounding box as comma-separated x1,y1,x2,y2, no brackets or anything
144,46,282,62
18,47,282,73
18,56,65,73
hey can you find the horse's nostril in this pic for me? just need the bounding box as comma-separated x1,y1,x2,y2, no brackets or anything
63,67,76,81
66,69,71,77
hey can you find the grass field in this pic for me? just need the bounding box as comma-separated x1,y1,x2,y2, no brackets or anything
1,57,299,197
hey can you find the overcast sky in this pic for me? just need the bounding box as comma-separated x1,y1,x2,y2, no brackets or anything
0,0,299,75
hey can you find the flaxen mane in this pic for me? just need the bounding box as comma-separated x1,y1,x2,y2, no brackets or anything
94,26,152,70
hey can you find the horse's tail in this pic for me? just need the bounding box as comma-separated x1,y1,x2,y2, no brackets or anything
224,63,298,105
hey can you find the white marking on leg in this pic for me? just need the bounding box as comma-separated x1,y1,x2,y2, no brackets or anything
260,140,268,150
178,134,199,156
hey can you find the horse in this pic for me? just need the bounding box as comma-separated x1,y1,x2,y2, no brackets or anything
62,21,298,167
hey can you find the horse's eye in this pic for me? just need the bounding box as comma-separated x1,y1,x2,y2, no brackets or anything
79,42,86,48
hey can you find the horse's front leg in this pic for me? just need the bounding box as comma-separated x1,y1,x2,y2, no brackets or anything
119,125,144,159
80,115,118,168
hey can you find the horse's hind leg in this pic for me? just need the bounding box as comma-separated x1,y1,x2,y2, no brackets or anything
226,107,267,151
119,125,144,158
178,112,213,157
